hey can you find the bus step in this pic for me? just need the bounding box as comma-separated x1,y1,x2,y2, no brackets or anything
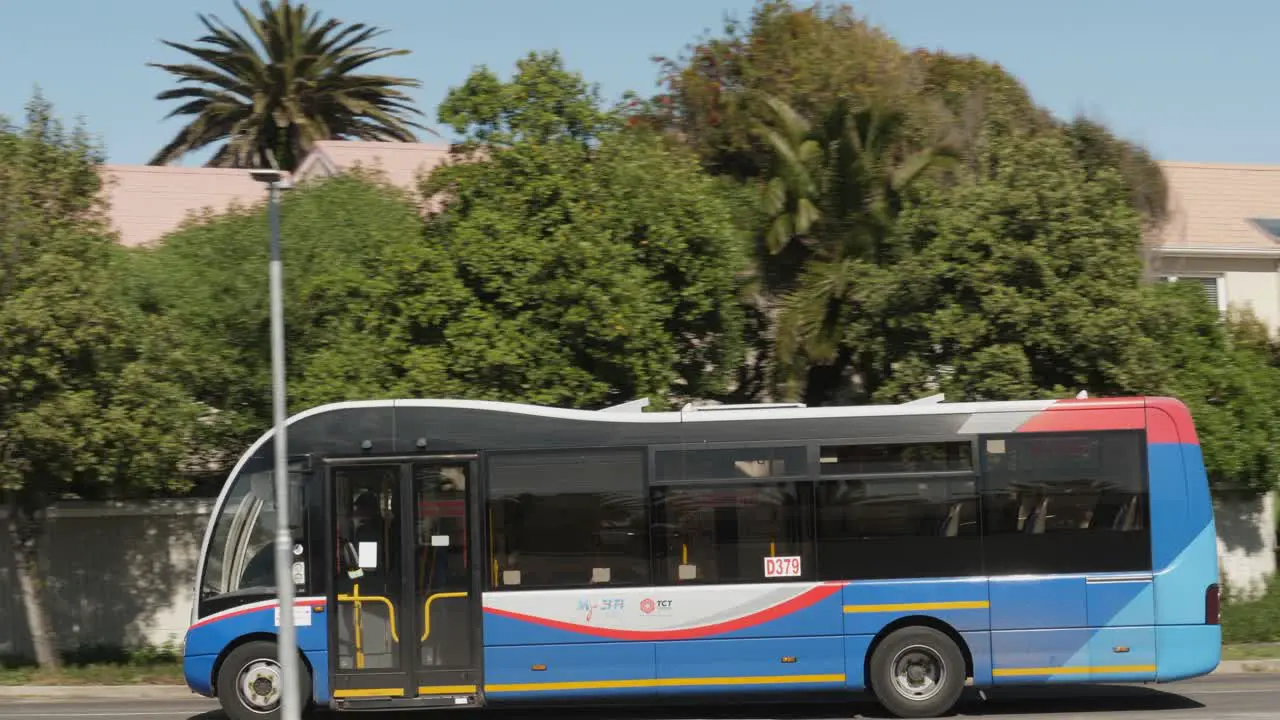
334,695,479,712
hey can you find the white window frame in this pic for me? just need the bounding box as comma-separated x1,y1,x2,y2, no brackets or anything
1160,273,1228,315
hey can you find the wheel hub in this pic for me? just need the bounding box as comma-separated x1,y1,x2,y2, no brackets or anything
238,659,283,712
891,644,945,702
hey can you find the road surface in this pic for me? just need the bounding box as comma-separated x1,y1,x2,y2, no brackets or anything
1,676,1277,720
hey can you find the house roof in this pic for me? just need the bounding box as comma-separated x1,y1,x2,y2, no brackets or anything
101,165,272,248
1155,161,1280,254
293,140,452,191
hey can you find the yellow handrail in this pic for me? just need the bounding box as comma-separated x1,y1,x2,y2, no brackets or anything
338,584,401,644
422,592,468,641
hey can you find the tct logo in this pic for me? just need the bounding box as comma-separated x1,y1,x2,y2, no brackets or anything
640,598,673,614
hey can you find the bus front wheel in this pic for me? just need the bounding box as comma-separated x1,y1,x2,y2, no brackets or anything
869,626,966,718
216,640,311,720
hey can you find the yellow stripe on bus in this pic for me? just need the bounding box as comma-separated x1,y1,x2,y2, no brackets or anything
332,688,406,698
418,684,478,694
993,665,1156,678
843,601,990,613
485,674,845,693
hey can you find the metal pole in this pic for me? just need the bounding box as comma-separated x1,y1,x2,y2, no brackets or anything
267,181,301,720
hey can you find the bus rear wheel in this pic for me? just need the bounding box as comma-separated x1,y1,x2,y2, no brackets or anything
869,626,966,718
216,640,311,720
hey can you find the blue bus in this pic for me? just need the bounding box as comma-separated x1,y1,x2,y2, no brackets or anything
184,395,1220,719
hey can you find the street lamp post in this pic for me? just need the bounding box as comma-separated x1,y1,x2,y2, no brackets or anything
249,169,300,720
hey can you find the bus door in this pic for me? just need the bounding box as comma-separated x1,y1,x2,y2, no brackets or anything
327,457,483,708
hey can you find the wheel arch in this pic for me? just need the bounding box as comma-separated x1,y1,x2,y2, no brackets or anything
863,615,974,689
210,633,314,699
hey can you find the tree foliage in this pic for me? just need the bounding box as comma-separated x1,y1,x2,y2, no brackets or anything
423,53,747,407
148,0,428,170
0,95,203,668
121,173,436,456
125,53,749,450
874,129,1160,402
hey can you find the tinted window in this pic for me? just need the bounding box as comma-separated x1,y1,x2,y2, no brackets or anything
651,482,814,584
816,477,982,580
981,431,1150,575
820,441,972,476
655,446,807,483
487,449,648,590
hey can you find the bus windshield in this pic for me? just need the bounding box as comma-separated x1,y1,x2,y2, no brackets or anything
200,462,304,600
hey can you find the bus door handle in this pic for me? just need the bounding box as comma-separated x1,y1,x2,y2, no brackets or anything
422,592,469,641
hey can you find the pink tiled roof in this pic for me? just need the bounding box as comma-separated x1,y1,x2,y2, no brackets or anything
1156,161,1280,250
294,140,452,192
101,165,273,248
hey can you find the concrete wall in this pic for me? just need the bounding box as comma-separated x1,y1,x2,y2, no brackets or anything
1215,490,1278,600
0,500,211,660
0,494,1274,660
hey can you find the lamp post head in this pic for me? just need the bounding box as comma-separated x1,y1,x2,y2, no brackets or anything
249,169,294,189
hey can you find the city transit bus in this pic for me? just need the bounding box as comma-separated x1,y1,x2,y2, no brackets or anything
184,395,1220,720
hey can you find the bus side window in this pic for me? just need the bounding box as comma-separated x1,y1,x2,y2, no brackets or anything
487,449,649,591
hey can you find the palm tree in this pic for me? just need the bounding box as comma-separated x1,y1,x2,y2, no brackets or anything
148,0,431,170
754,93,958,403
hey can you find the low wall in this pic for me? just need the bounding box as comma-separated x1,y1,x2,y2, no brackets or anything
0,500,212,660
0,493,1275,660
1215,490,1278,599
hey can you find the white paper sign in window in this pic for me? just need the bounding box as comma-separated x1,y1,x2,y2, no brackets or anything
763,555,802,578
274,605,312,627
358,541,378,569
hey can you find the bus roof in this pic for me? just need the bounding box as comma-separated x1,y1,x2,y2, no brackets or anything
275,394,1170,424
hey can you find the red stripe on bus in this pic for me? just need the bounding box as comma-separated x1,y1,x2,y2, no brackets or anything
1016,399,1145,434
1145,397,1199,445
483,583,846,641
189,598,326,630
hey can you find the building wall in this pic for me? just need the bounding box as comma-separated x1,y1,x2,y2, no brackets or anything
1156,255,1280,333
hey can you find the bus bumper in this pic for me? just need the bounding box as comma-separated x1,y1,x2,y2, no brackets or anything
1156,624,1222,682
184,653,217,697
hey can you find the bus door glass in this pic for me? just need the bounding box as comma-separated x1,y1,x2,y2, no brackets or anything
328,459,482,704
331,465,406,696
412,461,480,694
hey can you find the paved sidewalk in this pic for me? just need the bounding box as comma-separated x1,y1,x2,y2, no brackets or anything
2,660,1277,701
0,685,198,700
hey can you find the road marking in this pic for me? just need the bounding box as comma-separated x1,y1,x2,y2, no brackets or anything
1186,688,1280,695
0,711,211,718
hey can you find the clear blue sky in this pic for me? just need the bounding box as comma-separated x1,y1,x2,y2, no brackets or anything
1,0,1272,165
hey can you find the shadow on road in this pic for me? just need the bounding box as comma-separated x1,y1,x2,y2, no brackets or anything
952,684,1205,716
187,685,1205,720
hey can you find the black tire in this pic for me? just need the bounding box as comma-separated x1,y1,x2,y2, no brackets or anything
868,626,966,718
216,640,312,720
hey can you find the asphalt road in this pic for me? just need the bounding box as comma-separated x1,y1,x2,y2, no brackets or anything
1,676,1277,720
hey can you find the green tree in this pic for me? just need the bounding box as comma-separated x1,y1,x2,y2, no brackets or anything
652,0,1172,403
148,0,428,170
0,96,203,668
754,93,958,403
875,129,1162,403
120,172,438,455
652,0,913,180
419,52,748,406
125,50,749,441
1141,286,1280,493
